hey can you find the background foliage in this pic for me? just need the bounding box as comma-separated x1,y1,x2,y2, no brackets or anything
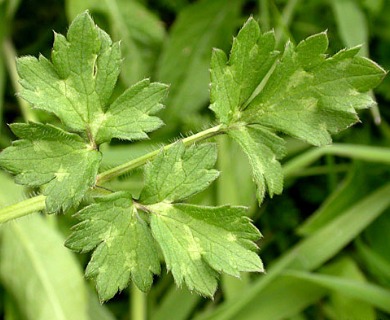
1,0,390,319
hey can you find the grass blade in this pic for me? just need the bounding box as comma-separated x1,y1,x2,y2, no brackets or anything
284,270,390,313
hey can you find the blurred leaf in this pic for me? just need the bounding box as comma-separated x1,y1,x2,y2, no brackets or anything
156,0,242,121
216,135,256,207
320,257,376,320
364,210,390,262
0,1,6,133
356,239,390,287
150,287,200,320
66,0,165,85
298,165,367,236
214,276,328,320
0,172,23,206
285,269,390,314
330,0,369,56
362,0,384,16
196,183,390,319
0,216,89,320
87,288,116,320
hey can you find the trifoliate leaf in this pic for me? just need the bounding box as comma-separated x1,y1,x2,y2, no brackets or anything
148,202,263,297
0,123,101,212
210,17,386,202
17,11,167,145
65,192,161,302
139,142,219,204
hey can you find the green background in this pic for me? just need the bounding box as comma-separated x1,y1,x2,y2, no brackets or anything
1,0,390,319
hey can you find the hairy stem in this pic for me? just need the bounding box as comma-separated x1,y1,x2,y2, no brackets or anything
0,195,46,224
97,124,225,184
0,124,225,224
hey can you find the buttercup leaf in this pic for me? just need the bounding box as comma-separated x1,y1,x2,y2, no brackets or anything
210,17,386,202
66,192,161,302
16,11,167,145
148,202,263,297
0,123,101,212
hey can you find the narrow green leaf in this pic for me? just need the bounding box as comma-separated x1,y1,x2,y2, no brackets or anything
298,165,367,236
197,183,390,319
149,202,262,297
356,239,390,286
285,269,390,313
330,0,369,56
216,135,256,207
0,123,101,212
87,288,116,320
319,257,376,320
0,216,89,320
151,287,200,320
66,192,161,302
139,142,219,204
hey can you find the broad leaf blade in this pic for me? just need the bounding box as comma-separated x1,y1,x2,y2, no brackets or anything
244,33,385,145
66,192,161,302
210,17,386,202
17,11,121,134
0,216,89,320
66,0,166,86
139,142,219,204
285,270,390,314
17,11,166,144
149,203,263,297
210,18,279,124
0,123,101,212
95,79,168,144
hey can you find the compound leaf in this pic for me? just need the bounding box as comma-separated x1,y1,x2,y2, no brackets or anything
139,142,219,204
210,17,386,202
149,202,263,297
17,11,167,145
66,192,161,302
0,122,101,212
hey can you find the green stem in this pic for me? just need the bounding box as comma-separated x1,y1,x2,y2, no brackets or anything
0,195,46,224
97,124,224,184
131,283,146,320
283,143,390,178
0,125,224,224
